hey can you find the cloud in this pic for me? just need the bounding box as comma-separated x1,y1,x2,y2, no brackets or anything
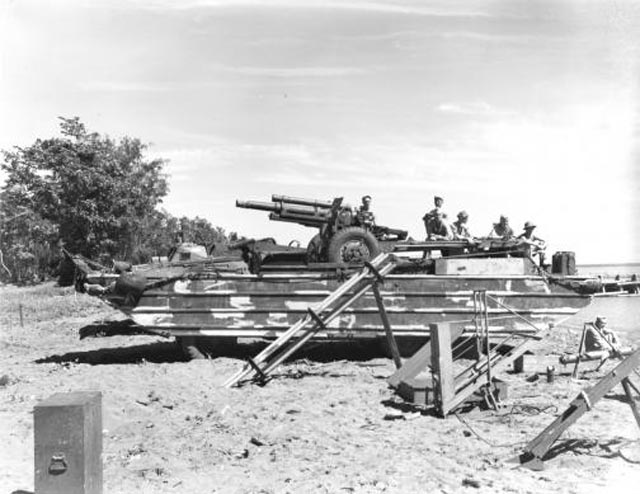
436,101,515,117
440,31,556,44
78,81,174,92
212,64,371,78
70,0,496,19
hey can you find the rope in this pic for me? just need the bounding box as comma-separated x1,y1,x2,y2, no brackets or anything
503,403,558,417
454,412,526,448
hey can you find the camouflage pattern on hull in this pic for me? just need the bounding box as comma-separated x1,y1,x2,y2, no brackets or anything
107,273,592,338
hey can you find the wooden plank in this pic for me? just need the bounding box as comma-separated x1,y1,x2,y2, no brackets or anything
521,348,640,465
572,324,588,377
431,323,455,417
371,283,402,370
387,341,431,388
445,336,537,414
223,254,393,387
387,325,464,388
621,378,640,429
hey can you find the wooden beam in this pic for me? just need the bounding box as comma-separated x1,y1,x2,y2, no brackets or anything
572,323,589,377
431,323,455,417
387,325,464,388
371,283,402,370
621,377,640,430
520,348,640,468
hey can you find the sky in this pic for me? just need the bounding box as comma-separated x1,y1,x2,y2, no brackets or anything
1,0,639,263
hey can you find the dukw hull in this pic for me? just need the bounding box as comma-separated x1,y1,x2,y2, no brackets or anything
116,271,592,339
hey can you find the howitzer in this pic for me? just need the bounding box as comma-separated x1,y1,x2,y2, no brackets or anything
236,194,408,264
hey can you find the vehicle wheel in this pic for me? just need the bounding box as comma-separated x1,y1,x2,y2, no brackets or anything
306,234,326,263
177,336,237,360
327,227,380,264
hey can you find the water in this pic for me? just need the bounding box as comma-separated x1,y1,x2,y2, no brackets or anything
566,263,640,344
577,262,640,277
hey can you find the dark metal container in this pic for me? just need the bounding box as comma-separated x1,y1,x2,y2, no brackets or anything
34,391,102,494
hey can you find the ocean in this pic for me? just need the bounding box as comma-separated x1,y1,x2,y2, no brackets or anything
565,263,640,344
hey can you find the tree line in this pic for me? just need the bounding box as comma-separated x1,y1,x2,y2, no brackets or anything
0,117,234,283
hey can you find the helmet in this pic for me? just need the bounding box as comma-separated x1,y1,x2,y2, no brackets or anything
524,221,536,230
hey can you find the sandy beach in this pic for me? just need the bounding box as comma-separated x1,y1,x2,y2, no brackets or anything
1,283,640,494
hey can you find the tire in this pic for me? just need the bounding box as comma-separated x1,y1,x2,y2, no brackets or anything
327,227,380,264
177,336,237,360
306,233,326,263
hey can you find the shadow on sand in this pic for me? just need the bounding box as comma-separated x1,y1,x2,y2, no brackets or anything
37,327,391,366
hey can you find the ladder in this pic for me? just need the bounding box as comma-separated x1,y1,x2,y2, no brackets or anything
439,291,544,415
223,253,398,388
389,290,544,416
519,347,640,470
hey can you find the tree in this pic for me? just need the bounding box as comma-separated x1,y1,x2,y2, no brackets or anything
0,117,169,281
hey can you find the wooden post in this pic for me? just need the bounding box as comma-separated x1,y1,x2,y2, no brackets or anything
431,323,455,417
513,356,524,373
621,377,640,429
19,303,24,328
572,324,588,378
371,283,402,370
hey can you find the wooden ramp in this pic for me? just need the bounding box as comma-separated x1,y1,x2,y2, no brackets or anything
223,253,400,388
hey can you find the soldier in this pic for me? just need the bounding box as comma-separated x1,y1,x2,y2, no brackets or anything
452,210,471,239
584,316,619,352
427,210,453,240
517,221,546,265
489,215,514,239
423,195,445,237
356,195,376,228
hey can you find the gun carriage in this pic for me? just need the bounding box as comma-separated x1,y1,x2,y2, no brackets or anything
236,195,408,265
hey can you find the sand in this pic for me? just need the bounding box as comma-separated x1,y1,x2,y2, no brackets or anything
1,283,639,494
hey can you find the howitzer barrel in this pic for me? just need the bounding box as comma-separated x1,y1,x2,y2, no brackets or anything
237,199,331,219
271,195,334,209
268,213,322,228
236,200,279,212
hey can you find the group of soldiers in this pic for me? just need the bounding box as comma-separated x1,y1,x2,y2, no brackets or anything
356,194,546,251
421,195,545,247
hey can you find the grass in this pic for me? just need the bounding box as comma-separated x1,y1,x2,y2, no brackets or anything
0,281,108,328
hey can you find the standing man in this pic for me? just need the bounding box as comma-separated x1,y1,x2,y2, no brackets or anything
452,210,471,239
423,195,446,237
356,195,376,228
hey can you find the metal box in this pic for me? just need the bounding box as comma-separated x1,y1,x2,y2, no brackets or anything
435,257,528,275
398,377,432,406
34,391,102,494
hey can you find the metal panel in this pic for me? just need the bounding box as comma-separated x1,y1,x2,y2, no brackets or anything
34,391,102,494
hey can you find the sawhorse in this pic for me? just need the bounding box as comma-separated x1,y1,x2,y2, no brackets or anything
518,347,640,470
